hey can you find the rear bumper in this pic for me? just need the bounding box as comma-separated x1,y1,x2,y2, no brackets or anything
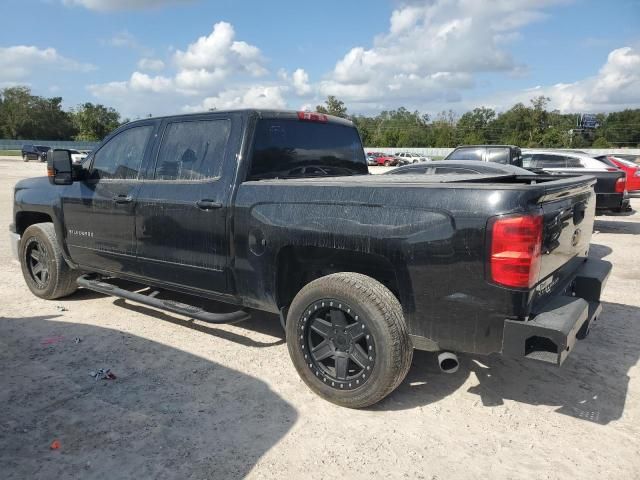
596,192,629,211
502,258,611,366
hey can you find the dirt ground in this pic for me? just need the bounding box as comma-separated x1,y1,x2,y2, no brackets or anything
1,157,639,479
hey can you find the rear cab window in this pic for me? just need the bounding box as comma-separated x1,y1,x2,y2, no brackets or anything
248,118,367,180
528,154,566,168
447,147,484,161
486,147,509,164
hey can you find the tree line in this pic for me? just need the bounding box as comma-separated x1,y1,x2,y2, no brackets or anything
0,86,123,142
317,96,640,148
2,85,639,148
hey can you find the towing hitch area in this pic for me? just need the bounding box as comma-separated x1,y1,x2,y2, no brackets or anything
502,258,610,366
77,275,250,324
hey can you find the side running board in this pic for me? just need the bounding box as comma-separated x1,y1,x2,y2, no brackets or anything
77,275,250,324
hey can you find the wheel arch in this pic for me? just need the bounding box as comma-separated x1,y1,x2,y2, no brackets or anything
15,211,53,235
274,245,411,311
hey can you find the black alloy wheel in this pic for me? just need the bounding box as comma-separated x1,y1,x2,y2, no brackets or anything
300,300,376,390
25,238,50,289
286,272,413,408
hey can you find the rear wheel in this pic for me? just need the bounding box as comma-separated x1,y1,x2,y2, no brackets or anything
384,160,391,166
286,272,413,408
20,223,79,300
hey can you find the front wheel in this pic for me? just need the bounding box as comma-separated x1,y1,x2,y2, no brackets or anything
384,160,391,166
22,154,28,162
286,272,413,408
19,223,79,300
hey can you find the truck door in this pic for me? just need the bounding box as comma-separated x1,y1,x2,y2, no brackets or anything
60,122,157,274
134,114,234,293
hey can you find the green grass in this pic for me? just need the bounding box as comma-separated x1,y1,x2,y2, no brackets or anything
0,150,20,156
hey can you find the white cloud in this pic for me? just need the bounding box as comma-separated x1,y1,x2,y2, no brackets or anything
107,31,138,48
472,46,640,113
183,85,288,112
63,0,192,11
129,72,173,92
103,31,153,55
88,22,274,117
137,57,165,71
0,45,95,83
319,0,565,106
174,22,267,78
292,68,312,96
174,68,227,92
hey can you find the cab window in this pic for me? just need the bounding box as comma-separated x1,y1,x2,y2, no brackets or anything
91,125,154,180
154,119,230,181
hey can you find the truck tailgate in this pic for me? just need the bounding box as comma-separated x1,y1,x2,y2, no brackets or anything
533,177,596,303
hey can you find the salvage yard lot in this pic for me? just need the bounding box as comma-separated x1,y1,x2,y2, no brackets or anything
1,157,639,479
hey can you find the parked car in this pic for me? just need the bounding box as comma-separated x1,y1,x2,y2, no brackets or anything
394,152,430,164
372,153,399,166
522,149,630,212
606,154,640,165
68,149,88,165
10,109,610,408
21,145,50,162
388,160,534,176
445,145,523,166
366,152,378,166
594,155,640,192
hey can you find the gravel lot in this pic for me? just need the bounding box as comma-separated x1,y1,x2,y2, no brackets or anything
1,157,639,479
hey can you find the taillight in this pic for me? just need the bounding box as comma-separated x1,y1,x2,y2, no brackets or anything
297,111,328,123
615,177,626,193
489,214,543,289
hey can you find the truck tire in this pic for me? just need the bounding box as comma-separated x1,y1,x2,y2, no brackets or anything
286,272,413,408
19,223,79,300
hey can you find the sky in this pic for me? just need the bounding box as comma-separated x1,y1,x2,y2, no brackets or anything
1,0,639,119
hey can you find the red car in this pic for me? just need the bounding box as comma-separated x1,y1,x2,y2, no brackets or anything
373,153,399,166
597,155,640,191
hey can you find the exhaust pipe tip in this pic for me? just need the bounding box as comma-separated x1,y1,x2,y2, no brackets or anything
438,351,459,374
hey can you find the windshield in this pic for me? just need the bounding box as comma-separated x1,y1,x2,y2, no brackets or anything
249,119,367,180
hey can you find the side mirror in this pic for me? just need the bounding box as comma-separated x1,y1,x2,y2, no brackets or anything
47,149,73,185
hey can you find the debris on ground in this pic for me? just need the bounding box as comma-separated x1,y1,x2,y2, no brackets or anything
89,368,117,381
40,335,64,346
50,439,61,450
56,305,68,312
74,337,82,344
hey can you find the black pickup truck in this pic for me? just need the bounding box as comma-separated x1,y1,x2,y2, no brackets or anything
10,110,611,408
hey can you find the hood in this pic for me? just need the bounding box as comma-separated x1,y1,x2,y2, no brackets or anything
15,176,50,192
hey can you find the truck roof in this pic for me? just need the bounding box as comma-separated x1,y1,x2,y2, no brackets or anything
123,109,355,127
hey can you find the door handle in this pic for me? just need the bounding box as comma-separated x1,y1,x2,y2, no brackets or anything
196,199,223,210
113,195,133,204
